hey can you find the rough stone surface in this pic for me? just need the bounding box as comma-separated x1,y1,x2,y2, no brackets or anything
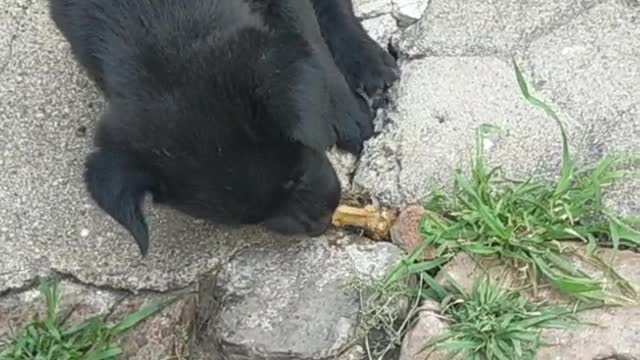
193,235,404,360
401,300,640,360
438,248,640,305
536,306,640,359
391,0,430,27
523,0,640,217
327,149,359,194
354,57,567,206
398,301,454,360
361,14,400,47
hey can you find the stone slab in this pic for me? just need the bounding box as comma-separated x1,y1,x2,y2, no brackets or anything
194,235,404,360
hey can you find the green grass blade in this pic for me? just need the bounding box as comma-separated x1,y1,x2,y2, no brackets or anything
110,298,174,336
608,214,640,248
84,346,123,360
513,59,574,197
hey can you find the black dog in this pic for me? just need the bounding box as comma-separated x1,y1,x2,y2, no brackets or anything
49,0,398,255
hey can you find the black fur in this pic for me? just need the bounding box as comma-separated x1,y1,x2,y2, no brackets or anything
49,0,399,255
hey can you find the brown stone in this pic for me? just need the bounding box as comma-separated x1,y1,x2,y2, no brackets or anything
399,301,459,360
390,205,436,259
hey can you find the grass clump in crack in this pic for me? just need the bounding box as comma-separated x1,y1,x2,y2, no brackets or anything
0,281,172,360
421,275,580,360
417,61,640,304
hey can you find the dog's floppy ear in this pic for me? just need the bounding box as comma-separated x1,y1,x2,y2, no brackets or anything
84,149,157,256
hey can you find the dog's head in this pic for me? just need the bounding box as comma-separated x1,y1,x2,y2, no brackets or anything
84,141,340,256
82,28,346,255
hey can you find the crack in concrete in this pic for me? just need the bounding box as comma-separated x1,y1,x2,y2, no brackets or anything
0,232,246,301
521,0,607,56
0,267,197,316
49,268,196,296
393,142,405,205
0,270,186,300
358,12,393,21
0,276,47,298
0,35,17,78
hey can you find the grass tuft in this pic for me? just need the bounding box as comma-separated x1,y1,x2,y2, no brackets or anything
0,281,172,360
421,275,583,360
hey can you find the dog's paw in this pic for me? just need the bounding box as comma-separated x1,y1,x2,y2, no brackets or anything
336,36,400,99
334,96,373,154
329,76,373,154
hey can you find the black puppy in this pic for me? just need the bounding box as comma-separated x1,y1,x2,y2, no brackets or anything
49,0,398,255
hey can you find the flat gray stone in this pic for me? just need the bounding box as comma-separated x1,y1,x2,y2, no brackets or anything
525,1,640,154
194,234,404,360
